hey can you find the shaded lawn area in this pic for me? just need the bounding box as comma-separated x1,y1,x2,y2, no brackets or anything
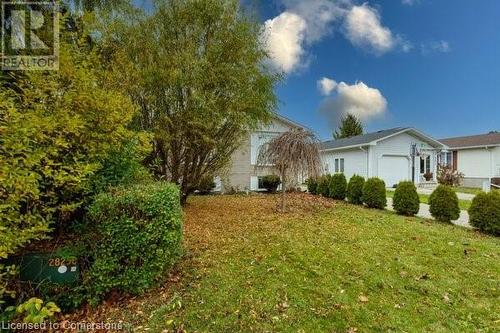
78,194,499,332
386,190,472,210
453,187,485,196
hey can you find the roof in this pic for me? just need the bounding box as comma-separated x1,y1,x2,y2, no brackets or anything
439,132,500,149
320,127,407,150
320,127,445,151
273,113,307,130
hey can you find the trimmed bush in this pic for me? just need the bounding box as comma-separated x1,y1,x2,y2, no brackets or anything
429,185,460,223
196,176,216,195
329,173,347,200
85,182,183,304
347,175,365,205
262,175,281,193
317,175,332,197
468,191,500,235
393,181,420,216
306,178,318,194
362,178,387,209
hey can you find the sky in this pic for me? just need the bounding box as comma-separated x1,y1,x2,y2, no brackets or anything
255,0,500,140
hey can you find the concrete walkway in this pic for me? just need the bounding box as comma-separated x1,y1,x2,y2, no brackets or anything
415,188,475,200
386,197,471,228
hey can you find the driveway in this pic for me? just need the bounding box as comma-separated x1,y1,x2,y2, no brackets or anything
386,197,471,228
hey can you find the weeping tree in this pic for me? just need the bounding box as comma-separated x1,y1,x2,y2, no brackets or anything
257,128,322,211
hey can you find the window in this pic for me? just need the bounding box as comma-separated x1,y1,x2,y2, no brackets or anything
335,158,345,173
440,152,452,167
420,155,431,174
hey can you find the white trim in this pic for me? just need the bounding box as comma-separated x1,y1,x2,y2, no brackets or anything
447,144,500,150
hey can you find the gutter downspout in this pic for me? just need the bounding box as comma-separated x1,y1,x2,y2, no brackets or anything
360,146,369,179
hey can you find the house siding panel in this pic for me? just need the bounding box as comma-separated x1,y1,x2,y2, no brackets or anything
321,149,368,180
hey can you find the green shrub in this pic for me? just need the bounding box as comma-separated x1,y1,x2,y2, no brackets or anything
262,175,281,193
306,178,318,194
429,185,460,222
196,176,216,195
329,173,347,200
362,178,387,209
84,182,183,304
393,181,420,216
468,191,500,235
317,175,332,197
347,175,365,205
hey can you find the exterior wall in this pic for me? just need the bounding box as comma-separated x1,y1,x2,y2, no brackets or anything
455,146,500,188
220,117,295,192
321,148,368,180
371,132,439,184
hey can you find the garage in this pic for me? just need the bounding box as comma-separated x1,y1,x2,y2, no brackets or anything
379,156,410,188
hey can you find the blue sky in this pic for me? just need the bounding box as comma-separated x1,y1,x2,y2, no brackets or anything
255,0,500,140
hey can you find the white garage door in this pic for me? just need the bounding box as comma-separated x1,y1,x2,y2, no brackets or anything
379,156,409,188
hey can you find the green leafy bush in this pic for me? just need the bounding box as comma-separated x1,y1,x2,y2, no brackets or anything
468,191,500,235
84,183,183,304
329,173,347,200
317,175,332,197
196,176,216,195
306,178,318,194
392,181,420,216
429,185,460,222
347,175,365,205
4,298,60,324
362,178,387,209
262,175,281,193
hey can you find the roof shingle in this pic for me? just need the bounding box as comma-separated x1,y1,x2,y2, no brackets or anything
439,132,500,148
320,127,408,150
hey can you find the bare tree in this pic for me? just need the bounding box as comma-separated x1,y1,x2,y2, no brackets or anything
257,129,322,211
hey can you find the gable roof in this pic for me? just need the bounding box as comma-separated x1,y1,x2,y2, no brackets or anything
320,127,446,151
439,132,500,149
273,113,307,130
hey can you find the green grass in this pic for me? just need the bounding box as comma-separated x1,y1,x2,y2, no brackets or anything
96,194,500,332
453,187,484,195
387,190,472,210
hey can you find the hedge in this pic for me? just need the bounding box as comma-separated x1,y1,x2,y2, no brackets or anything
362,178,387,209
393,181,420,216
306,178,318,194
317,175,332,197
329,173,347,200
84,182,183,304
468,191,500,235
262,175,281,193
347,175,365,205
429,185,460,223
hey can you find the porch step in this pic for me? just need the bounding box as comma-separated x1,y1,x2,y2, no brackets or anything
418,181,438,190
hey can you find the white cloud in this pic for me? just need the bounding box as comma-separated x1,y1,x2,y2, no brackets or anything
263,0,348,73
402,0,419,5
262,12,307,73
319,80,387,127
344,4,395,54
317,77,338,95
421,40,451,55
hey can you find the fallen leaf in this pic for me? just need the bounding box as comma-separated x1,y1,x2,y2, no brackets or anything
358,295,369,303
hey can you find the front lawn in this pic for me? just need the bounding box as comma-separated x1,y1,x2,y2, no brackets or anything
386,190,472,210
77,194,500,332
453,186,484,196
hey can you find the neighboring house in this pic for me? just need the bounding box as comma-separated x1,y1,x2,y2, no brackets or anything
439,131,500,188
218,114,305,192
319,128,447,188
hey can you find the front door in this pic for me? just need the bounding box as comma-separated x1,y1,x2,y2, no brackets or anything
420,155,432,179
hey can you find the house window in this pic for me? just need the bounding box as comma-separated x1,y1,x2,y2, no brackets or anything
335,158,345,173
440,152,452,167
420,155,431,174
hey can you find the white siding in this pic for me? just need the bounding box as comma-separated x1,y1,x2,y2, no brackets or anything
457,147,498,178
371,132,438,184
322,148,368,180
495,147,500,177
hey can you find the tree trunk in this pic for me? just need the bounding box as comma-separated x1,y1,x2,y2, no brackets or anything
280,171,286,212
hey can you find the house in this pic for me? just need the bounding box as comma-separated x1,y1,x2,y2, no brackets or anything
439,131,500,188
218,114,305,192
319,127,447,188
